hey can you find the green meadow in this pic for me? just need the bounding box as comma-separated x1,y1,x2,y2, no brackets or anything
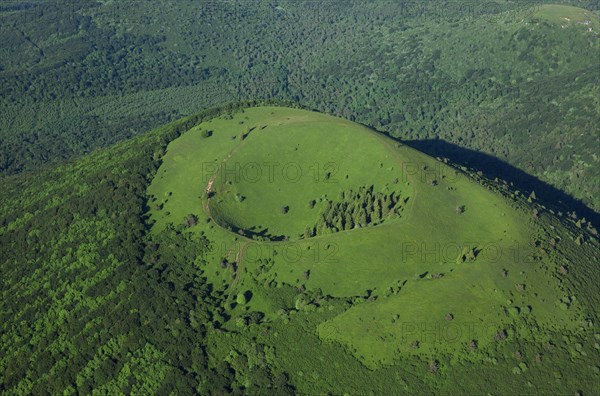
533,4,600,30
1,102,597,394
147,106,596,387
2,0,599,392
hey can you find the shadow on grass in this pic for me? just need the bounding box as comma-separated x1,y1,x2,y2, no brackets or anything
403,139,599,226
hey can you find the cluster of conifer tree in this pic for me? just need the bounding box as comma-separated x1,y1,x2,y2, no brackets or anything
306,186,404,237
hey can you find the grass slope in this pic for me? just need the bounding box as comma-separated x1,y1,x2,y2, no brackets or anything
0,102,597,394
147,106,599,385
534,4,600,30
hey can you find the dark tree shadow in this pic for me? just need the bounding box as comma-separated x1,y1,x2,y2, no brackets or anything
403,139,599,226
228,224,288,241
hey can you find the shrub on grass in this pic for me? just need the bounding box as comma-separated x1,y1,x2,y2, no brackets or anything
518,362,528,372
294,296,307,310
559,265,568,275
428,360,439,373
493,329,508,341
467,340,478,351
236,292,248,305
183,214,198,228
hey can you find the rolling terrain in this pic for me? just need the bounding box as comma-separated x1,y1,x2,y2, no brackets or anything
0,1,599,394
0,102,598,393
151,105,599,393
1,1,598,215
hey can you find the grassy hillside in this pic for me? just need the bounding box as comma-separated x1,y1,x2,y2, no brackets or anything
2,102,598,394
0,1,598,216
534,3,600,27
144,105,600,393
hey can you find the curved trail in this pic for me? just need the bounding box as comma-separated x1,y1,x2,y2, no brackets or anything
203,122,427,303
203,132,256,301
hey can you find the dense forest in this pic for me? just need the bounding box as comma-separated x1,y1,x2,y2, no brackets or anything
0,0,598,216
0,101,302,394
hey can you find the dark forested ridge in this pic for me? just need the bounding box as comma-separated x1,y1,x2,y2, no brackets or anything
0,0,598,215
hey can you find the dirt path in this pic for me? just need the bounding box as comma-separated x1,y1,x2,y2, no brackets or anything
203,134,253,214
226,243,249,300
202,131,257,300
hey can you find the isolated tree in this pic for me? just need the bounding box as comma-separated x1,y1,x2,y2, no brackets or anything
466,248,476,261
428,359,439,373
251,312,265,325
281,205,289,214
236,292,249,305
558,265,568,275
183,214,198,228
235,193,245,202
529,190,537,201
467,340,478,351
493,329,508,341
